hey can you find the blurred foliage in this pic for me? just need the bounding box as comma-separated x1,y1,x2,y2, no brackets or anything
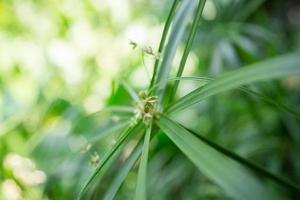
0,0,300,199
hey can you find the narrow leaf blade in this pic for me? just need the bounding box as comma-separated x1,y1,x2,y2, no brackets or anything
157,114,280,200
104,138,144,200
154,0,197,103
167,53,300,114
150,0,179,88
171,76,300,118
78,122,144,199
169,0,207,103
135,125,152,200
181,124,300,192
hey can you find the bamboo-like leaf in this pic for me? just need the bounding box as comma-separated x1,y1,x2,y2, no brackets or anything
154,0,197,104
78,122,144,199
149,0,179,88
104,139,144,200
167,53,300,114
135,125,152,200
168,0,207,103
157,114,281,200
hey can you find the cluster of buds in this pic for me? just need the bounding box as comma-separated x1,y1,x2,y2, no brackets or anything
141,45,160,60
90,152,100,167
79,143,100,167
129,40,160,60
133,91,159,124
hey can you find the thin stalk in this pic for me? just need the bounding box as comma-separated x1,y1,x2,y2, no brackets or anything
168,0,206,104
149,0,180,90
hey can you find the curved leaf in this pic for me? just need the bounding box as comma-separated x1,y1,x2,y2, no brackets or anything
170,76,300,118
167,53,300,114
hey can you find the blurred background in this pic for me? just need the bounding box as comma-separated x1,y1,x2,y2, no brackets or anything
0,0,300,199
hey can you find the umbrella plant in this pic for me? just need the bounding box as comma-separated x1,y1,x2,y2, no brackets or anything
78,0,300,199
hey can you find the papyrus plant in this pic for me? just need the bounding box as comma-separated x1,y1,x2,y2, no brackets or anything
78,0,300,199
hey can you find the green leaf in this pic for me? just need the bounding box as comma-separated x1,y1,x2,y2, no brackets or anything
87,106,135,114
71,106,134,142
170,76,300,118
167,53,300,114
78,122,144,199
104,138,144,200
168,0,207,103
234,0,267,21
120,81,139,102
150,0,179,88
89,120,130,143
157,114,280,200
180,123,300,192
154,0,197,104
135,125,152,200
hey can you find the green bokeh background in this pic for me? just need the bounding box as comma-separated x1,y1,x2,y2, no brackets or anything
1,0,300,199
